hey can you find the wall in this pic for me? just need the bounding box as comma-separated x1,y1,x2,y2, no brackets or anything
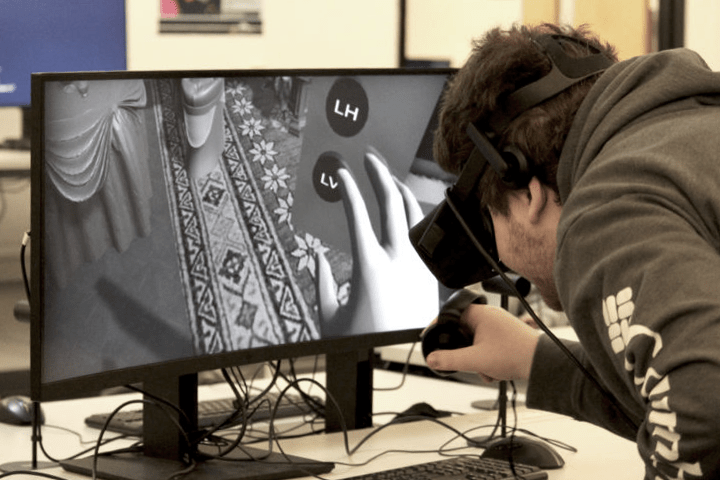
126,0,399,70
686,0,720,69
404,0,522,67
0,177,30,282
125,0,522,71
523,0,651,59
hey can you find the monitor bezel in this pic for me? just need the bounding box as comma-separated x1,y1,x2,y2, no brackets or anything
30,67,455,403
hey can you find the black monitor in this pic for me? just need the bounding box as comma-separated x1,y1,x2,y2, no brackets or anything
30,67,454,479
0,0,127,149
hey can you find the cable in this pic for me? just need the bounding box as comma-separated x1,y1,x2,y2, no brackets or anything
272,359,325,417
374,342,418,392
88,398,188,480
444,192,640,432
21,231,31,302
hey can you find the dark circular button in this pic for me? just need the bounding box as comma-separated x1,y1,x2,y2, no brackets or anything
313,151,345,203
325,77,368,138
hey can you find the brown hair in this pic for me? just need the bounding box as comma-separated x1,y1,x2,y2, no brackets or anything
434,23,618,215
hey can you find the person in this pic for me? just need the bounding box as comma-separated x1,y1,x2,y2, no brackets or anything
422,23,720,479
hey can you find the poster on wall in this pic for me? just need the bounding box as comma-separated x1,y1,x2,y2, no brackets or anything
160,0,262,34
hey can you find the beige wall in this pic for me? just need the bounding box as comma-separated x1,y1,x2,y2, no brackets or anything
574,0,650,59
523,0,559,26
125,0,523,71
127,0,399,70
686,0,720,70
404,0,522,67
523,0,651,60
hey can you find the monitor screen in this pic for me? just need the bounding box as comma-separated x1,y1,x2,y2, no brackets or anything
0,0,127,108
31,67,453,432
31,68,454,478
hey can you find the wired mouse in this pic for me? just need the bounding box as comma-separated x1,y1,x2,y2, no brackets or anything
478,436,565,469
393,402,452,424
0,395,44,426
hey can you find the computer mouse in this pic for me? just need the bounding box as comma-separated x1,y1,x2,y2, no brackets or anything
0,395,44,426
392,402,452,424
478,436,564,469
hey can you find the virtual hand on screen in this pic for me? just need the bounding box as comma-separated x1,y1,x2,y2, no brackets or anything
425,304,541,383
316,149,439,337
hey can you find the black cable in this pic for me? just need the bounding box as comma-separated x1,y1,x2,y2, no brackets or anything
172,370,574,480
283,357,325,415
89,398,190,480
35,426,133,465
374,342,418,392
272,360,325,417
267,377,569,480
189,368,251,458
444,193,640,432
195,361,323,459
21,231,31,302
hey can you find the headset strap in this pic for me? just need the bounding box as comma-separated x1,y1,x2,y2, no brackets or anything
450,142,488,203
487,34,614,133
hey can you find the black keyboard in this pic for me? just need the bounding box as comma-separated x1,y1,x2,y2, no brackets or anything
342,456,548,480
85,393,321,436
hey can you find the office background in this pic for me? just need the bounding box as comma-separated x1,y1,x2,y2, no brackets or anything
3,0,719,283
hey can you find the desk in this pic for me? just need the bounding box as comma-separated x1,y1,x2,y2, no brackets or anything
0,369,644,479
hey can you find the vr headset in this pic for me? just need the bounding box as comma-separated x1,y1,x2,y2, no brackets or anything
409,34,614,289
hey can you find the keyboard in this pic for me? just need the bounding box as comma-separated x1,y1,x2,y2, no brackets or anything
342,456,548,480
85,393,321,436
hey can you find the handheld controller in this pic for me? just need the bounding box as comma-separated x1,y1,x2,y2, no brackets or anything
420,289,486,374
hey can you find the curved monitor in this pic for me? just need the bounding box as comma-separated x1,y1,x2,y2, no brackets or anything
30,68,453,420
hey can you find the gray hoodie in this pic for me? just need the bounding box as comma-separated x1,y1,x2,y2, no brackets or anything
527,48,720,479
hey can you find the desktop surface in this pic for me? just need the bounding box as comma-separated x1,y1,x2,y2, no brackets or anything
0,369,644,480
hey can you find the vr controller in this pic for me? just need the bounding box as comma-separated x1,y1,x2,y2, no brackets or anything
421,275,531,374
420,288,486,375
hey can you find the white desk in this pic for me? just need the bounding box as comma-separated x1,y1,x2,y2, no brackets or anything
0,369,643,479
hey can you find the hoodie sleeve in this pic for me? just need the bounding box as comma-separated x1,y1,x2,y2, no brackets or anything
526,335,640,440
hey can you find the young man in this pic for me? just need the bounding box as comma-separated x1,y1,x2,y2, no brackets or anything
423,23,720,479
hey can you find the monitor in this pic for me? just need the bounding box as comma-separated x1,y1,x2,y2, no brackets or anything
0,0,127,149
30,67,454,479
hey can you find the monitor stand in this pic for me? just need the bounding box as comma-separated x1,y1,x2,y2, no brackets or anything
59,373,335,480
60,445,335,480
325,349,374,432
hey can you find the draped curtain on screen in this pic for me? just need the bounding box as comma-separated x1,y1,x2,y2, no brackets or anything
43,80,152,288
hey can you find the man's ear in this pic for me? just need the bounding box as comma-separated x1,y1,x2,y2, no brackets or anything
527,177,549,225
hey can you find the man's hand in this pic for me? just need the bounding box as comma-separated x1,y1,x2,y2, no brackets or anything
426,304,541,382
